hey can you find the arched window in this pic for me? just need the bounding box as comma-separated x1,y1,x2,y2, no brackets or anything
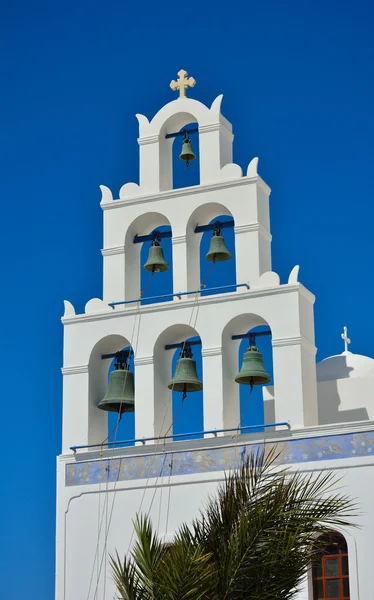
200,215,236,297
107,346,135,444
238,326,273,432
312,533,350,599
140,225,173,306
171,336,203,441
171,123,200,189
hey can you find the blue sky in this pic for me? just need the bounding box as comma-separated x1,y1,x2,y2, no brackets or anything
1,0,373,598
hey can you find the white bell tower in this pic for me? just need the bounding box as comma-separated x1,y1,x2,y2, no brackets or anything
56,71,319,600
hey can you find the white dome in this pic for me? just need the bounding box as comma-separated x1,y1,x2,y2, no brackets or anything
317,351,374,382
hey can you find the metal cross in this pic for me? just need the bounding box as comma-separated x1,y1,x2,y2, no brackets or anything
170,69,196,98
341,326,351,352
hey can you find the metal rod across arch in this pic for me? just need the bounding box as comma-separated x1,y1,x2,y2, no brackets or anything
133,219,235,243
194,219,235,233
165,339,201,351
232,329,272,342
165,127,199,139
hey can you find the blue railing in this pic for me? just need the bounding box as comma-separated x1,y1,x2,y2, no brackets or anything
70,421,290,452
109,282,249,307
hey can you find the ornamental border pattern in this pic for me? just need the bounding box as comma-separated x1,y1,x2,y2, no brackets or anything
65,430,374,487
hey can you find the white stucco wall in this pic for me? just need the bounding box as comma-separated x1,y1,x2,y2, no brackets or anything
56,423,374,600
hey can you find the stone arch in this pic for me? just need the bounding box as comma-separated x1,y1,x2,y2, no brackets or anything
159,111,200,190
153,323,203,439
124,212,172,301
136,96,233,192
88,334,131,439
186,202,235,292
221,313,271,430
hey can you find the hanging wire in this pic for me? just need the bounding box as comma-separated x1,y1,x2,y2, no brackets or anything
125,261,217,553
86,274,152,600
163,454,173,542
91,266,205,599
92,258,217,600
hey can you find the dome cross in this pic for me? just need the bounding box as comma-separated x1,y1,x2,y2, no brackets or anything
341,326,351,352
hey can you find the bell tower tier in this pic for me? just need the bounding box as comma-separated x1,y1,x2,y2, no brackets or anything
61,75,318,454
100,93,272,305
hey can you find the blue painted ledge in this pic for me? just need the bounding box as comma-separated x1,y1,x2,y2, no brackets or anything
65,429,374,487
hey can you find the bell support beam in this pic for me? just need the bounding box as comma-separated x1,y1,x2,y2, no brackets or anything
101,349,133,360
232,329,272,341
165,127,198,139
165,340,201,351
133,230,172,244
194,219,235,234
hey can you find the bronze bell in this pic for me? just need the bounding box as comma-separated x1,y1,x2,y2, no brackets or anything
235,346,271,387
143,240,169,273
98,363,135,414
179,137,196,169
206,229,232,262
168,344,203,396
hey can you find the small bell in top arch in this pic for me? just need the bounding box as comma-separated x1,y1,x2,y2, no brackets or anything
206,228,232,262
143,238,169,273
179,137,196,170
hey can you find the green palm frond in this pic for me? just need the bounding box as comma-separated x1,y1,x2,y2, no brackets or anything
111,447,356,600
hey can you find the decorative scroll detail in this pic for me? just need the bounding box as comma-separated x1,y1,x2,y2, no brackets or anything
251,271,280,289
288,265,300,284
247,157,259,177
99,185,113,204
66,430,374,487
63,300,76,317
85,298,111,314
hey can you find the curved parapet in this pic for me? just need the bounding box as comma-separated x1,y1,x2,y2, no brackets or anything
99,185,113,205
251,271,280,289
247,157,259,177
63,300,76,317
85,298,111,314
119,182,142,199
135,113,150,137
288,265,300,284
214,163,243,182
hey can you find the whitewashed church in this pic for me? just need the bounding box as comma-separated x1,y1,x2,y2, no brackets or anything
56,71,374,600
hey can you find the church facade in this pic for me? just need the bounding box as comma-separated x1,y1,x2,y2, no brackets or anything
56,71,373,600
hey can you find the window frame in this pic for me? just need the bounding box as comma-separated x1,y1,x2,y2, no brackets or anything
312,533,350,600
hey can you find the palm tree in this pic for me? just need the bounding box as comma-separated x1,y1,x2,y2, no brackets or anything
111,448,355,600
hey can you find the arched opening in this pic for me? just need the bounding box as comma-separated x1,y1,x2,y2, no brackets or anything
221,314,273,431
106,346,135,443
140,225,173,305
171,336,203,440
186,203,236,294
88,334,134,446
171,123,200,189
159,112,201,191
312,533,350,599
153,324,204,440
237,326,273,432
199,214,236,297
124,212,172,302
